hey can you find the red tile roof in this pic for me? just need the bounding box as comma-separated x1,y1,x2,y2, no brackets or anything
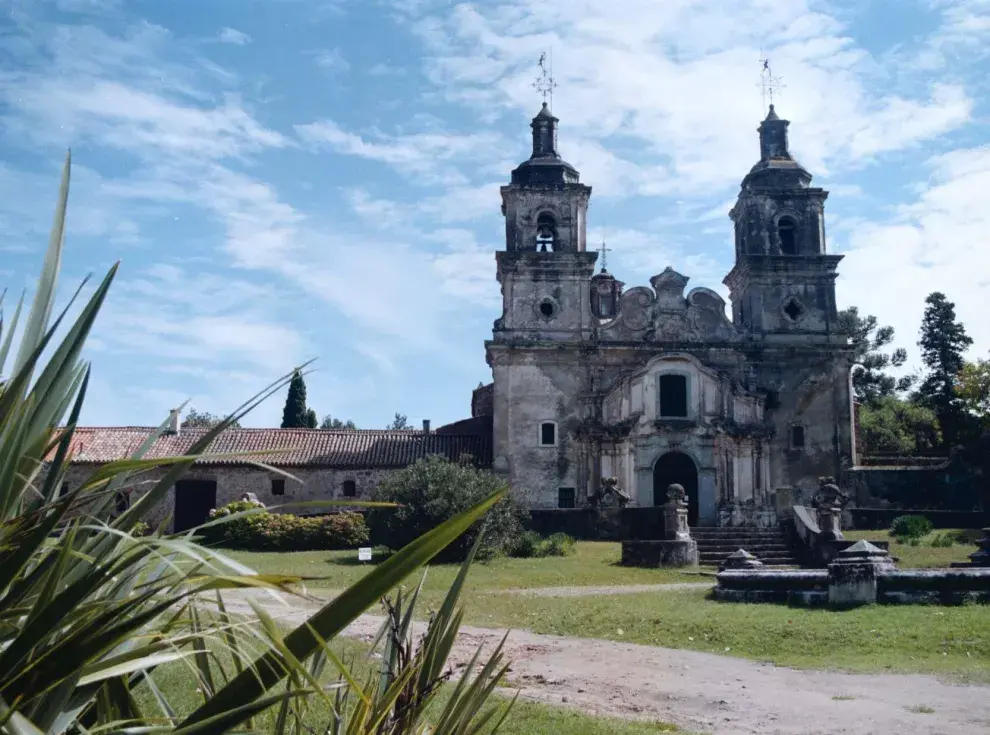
60,427,492,469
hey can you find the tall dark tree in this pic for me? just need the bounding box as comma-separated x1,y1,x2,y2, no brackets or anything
281,370,312,429
839,306,914,404
916,292,973,447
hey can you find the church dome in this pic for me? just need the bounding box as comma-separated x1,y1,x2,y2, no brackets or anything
510,103,581,185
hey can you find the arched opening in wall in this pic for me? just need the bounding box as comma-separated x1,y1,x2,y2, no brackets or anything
778,216,797,255
653,451,699,526
535,212,557,251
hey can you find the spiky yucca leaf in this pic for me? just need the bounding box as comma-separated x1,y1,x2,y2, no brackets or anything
0,151,516,735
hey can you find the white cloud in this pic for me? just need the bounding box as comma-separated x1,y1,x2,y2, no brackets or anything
837,146,990,370
311,48,350,73
217,27,252,45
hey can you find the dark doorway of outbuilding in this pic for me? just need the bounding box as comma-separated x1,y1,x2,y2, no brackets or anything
653,452,699,526
174,479,217,533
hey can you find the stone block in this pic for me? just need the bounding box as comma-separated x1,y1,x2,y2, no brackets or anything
621,539,698,568
719,549,764,571
827,540,894,607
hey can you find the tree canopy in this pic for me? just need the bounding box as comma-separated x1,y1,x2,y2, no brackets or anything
321,415,357,430
181,407,240,430
386,412,412,430
857,395,941,456
838,306,913,404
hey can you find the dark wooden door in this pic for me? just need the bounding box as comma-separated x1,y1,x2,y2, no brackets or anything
652,452,699,526
174,480,217,533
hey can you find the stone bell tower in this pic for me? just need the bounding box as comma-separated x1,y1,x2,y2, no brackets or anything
494,103,597,337
724,105,842,336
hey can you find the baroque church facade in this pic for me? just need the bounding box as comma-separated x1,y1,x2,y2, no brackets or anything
485,102,855,527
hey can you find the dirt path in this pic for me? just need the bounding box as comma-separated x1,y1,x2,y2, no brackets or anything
497,582,712,597
222,591,990,735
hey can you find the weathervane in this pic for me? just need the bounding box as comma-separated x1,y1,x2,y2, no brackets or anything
758,52,785,111
532,51,558,111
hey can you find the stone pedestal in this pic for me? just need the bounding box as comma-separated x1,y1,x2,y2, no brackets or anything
827,540,895,607
664,501,690,541
969,528,990,567
815,504,844,542
621,539,698,567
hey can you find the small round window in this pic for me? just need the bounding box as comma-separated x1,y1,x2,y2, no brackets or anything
539,300,555,318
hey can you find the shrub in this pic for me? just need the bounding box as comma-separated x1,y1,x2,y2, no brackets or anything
510,531,576,558
368,455,523,562
890,514,934,540
929,532,955,548
207,501,369,550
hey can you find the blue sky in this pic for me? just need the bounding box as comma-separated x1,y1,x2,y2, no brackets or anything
2,0,989,429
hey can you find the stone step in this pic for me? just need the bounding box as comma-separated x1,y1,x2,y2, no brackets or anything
691,533,788,540
693,538,790,546
700,557,798,567
691,530,787,537
695,542,792,551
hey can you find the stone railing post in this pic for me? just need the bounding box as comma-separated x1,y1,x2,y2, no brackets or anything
827,540,895,607
664,483,691,541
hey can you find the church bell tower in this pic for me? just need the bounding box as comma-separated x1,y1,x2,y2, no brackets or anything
724,105,842,336
494,103,597,337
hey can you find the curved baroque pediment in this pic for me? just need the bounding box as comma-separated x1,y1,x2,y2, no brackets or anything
601,267,743,343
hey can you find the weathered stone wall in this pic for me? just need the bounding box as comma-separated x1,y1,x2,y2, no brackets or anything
754,349,853,497
60,464,397,531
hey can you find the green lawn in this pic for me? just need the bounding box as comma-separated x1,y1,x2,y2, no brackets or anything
842,528,979,568
221,540,989,682
223,541,707,597
461,587,990,682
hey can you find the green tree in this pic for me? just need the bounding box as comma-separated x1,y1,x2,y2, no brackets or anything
182,407,241,429
956,357,990,426
387,412,412,430
369,455,523,562
839,306,914,404
305,407,318,428
858,395,941,455
916,292,974,446
280,369,312,428
321,414,357,429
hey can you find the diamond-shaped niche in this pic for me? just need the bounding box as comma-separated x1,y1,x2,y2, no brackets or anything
782,297,805,322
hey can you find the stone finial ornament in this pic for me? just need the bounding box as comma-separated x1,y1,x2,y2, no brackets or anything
720,549,765,571
812,477,848,509
666,483,687,505
592,476,630,509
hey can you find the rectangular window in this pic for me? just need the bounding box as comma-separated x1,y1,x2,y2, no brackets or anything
791,425,806,449
60,482,69,497
271,478,285,496
539,422,557,446
558,487,576,509
342,480,356,498
659,374,688,418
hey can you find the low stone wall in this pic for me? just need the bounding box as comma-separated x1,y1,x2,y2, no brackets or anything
527,507,667,540
846,507,990,531
878,569,990,604
713,570,828,605
714,542,990,607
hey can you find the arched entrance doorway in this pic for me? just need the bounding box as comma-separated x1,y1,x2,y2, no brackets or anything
653,452,699,526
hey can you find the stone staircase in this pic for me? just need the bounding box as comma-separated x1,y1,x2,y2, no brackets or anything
691,526,799,568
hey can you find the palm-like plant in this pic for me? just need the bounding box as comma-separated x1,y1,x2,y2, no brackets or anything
0,154,513,733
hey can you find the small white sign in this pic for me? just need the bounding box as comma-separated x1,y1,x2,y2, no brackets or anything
358,547,373,562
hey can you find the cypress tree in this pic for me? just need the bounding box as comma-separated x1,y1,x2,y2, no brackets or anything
916,292,973,447
281,370,310,428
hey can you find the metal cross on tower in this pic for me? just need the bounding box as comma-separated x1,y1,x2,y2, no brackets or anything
598,238,611,272
532,51,558,111
758,52,785,112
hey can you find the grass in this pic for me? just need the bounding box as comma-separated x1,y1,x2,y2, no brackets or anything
842,528,978,568
458,587,990,682
224,541,706,597
223,540,989,682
